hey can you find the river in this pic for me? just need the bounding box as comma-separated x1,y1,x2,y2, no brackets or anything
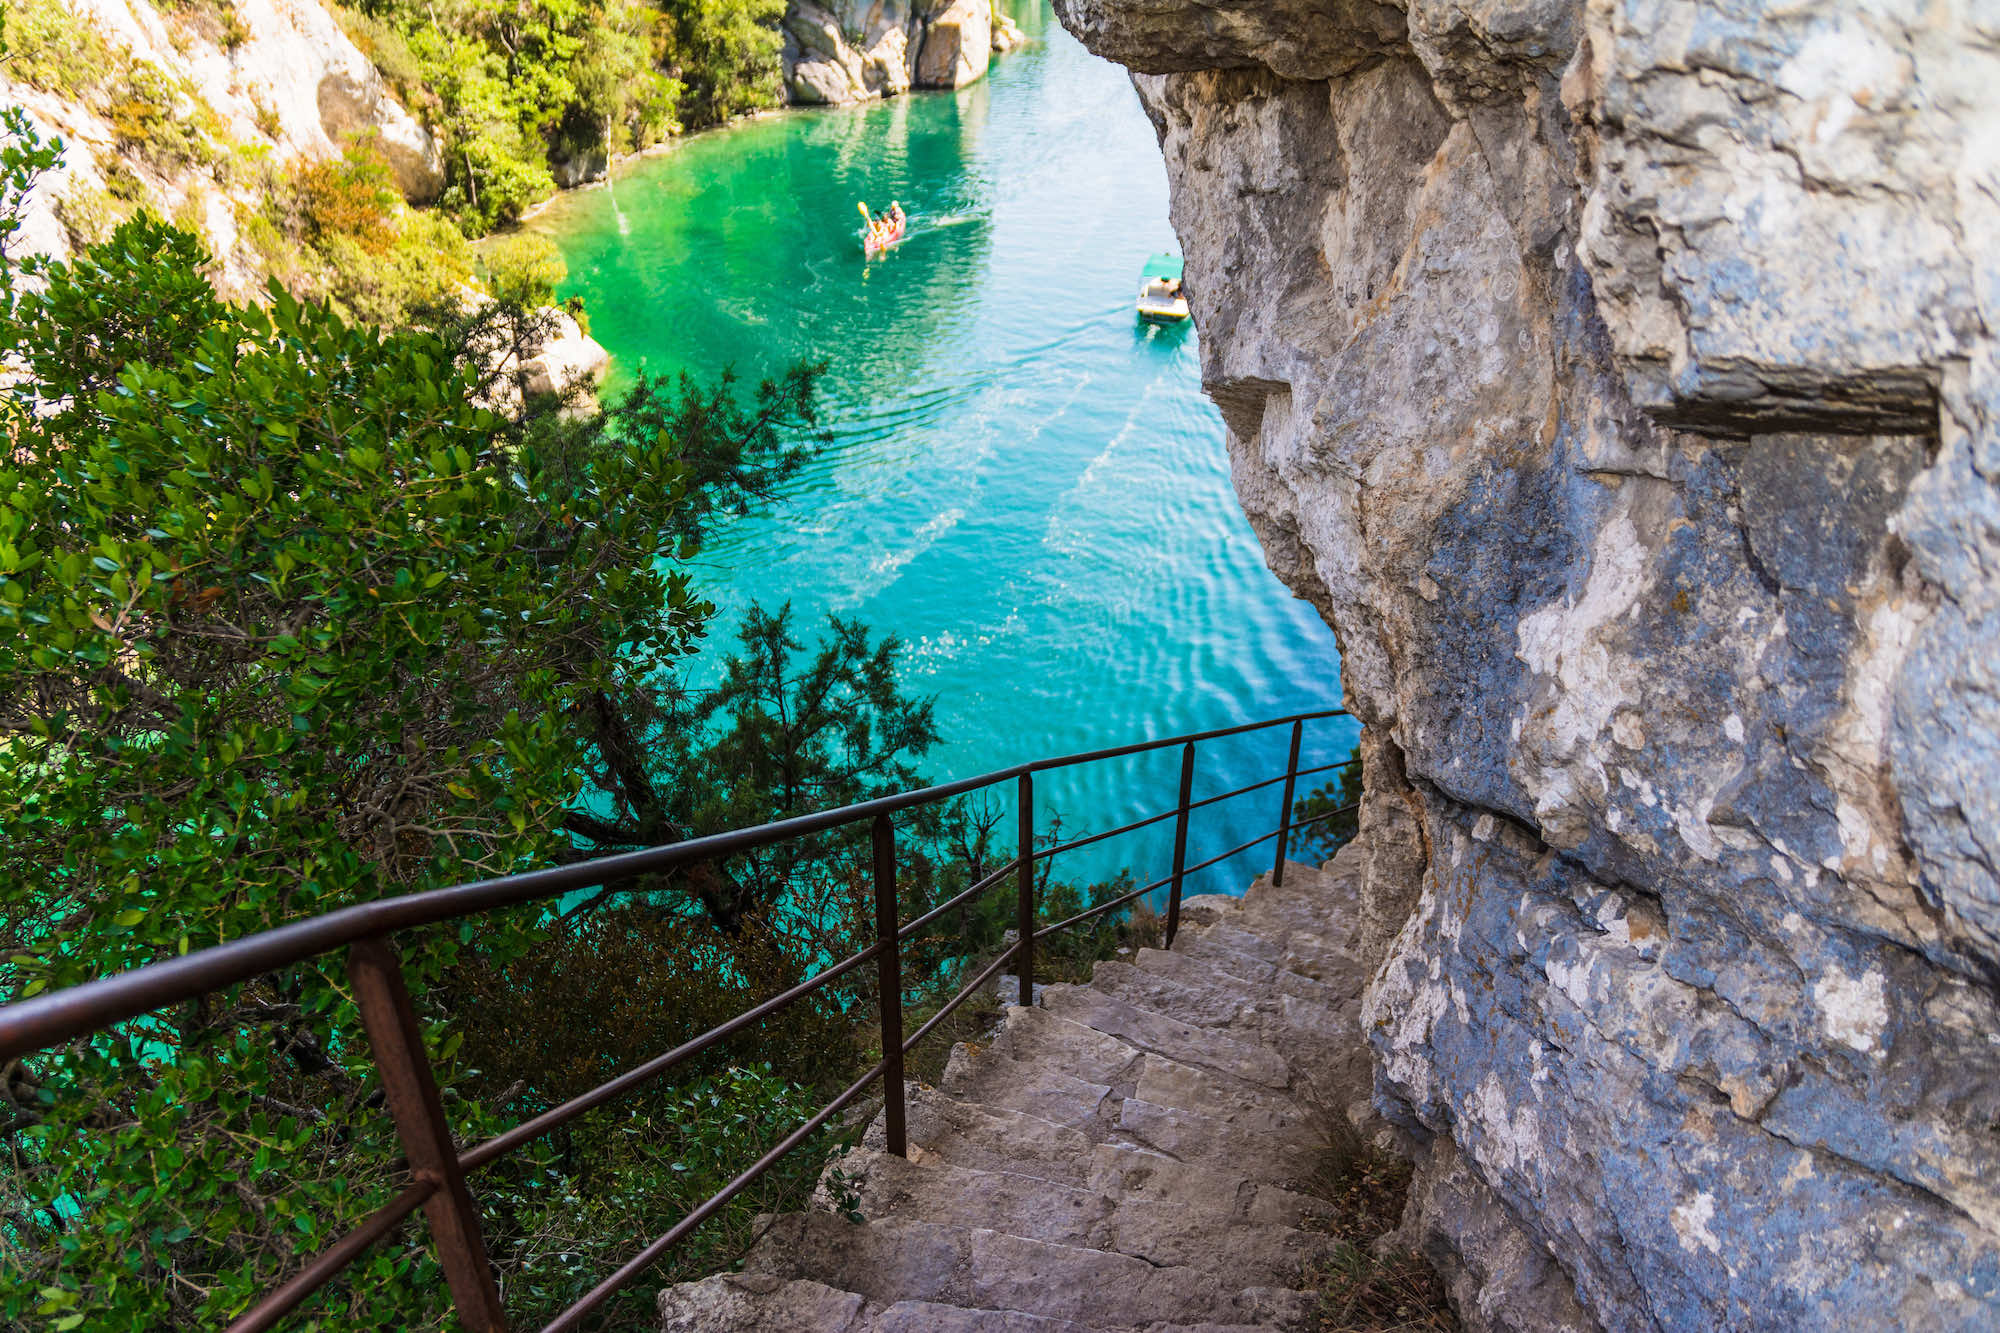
527,0,1349,896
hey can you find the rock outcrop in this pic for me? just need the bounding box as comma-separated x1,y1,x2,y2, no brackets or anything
1054,0,2000,1329
11,0,441,284
783,0,1012,106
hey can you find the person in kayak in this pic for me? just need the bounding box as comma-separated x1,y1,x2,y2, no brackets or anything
858,201,902,250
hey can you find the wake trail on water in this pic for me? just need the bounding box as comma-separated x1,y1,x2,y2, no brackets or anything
608,177,630,236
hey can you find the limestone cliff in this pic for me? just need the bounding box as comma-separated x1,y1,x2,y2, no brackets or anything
7,0,443,291
784,0,1025,106
1054,0,2000,1329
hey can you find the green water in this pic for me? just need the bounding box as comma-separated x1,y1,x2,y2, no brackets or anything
530,1,1350,894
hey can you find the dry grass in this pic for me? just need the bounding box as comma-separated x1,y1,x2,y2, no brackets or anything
900,972,1008,1088
1300,1118,1457,1333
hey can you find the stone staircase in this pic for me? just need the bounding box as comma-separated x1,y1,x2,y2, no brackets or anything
657,852,1376,1332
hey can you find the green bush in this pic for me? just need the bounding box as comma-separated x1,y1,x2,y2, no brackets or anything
0,200,707,1327
320,209,475,325
0,0,113,98
481,230,566,307
1291,744,1362,863
288,139,402,252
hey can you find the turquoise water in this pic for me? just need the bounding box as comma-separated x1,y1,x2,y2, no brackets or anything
530,1,1350,895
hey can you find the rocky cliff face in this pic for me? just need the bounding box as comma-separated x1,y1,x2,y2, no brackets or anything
11,0,443,287
784,0,1024,105
1054,0,2000,1329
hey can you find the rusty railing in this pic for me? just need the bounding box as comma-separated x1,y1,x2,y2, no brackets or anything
0,708,1357,1331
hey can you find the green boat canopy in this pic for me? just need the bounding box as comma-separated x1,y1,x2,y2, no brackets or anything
1140,253,1184,281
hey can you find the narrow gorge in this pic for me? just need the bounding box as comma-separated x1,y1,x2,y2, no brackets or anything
1049,0,2000,1327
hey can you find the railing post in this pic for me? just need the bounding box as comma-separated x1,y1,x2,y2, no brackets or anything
872,814,907,1158
347,937,508,1332
1272,719,1304,888
1016,771,1035,1007
1165,742,1195,948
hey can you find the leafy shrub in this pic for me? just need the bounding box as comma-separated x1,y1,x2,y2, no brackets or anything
158,0,251,51
54,183,122,249
1292,744,1362,863
482,230,567,307
488,1065,848,1324
0,204,708,1328
289,139,401,253
320,208,474,325
104,63,221,174
0,0,113,97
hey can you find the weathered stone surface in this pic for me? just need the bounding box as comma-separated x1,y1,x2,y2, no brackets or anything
782,0,1010,105
15,0,444,291
518,311,611,400
991,10,1028,53
1051,0,1403,79
914,0,993,87
1055,0,2000,1329
659,1273,867,1331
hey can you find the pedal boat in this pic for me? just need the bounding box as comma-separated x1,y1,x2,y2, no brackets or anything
1136,253,1190,323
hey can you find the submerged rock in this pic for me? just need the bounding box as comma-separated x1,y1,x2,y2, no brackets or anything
992,11,1026,53
1055,0,2000,1328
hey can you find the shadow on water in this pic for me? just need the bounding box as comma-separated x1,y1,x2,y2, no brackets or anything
531,0,1348,897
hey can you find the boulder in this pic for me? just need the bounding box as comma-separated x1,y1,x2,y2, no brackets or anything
914,0,992,88
1055,0,2000,1329
781,0,1008,104
991,11,1026,53
518,311,610,400
550,146,610,189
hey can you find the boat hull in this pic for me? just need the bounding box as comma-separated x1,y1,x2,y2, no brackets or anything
864,219,906,254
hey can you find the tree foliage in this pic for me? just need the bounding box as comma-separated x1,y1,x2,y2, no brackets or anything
0,115,1155,1332
1290,745,1362,863
342,0,781,232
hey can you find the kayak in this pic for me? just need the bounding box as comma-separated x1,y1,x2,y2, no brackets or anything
864,214,906,255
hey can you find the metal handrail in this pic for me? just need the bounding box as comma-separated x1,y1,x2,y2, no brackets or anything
0,707,1353,1333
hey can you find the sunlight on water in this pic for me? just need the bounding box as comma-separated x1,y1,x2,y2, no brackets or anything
529,0,1351,895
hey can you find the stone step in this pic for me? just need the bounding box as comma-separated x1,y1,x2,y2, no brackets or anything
1171,893,1245,930
1113,1097,1322,1186
658,1273,867,1332
1130,1052,1320,1136
1187,920,1286,964
654,853,1379,1333
1146,940,1351,1010
835,1148,1333,1288
1087,957,1251,1028
742,1212,1305,1328
871,1302,1090,1332
656,1273,1303,1333
867,1087,1103,1186
1089,957,1356,1065
987,1004,1149,1095
1035,985,1292,1091
938,1048,1117,1134
1084,1141,1336,1231
993,1003,1307,1131
838,1147,1114,1248
1191,920,1356,988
